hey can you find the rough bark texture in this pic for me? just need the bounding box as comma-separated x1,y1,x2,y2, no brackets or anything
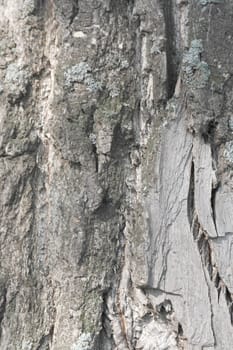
1,0,233,349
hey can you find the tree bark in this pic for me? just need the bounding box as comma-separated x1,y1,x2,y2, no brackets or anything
0,0,233,349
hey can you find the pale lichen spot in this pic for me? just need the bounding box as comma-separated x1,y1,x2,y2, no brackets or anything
224,141,233,164
71,333,92,350
73,31,87,39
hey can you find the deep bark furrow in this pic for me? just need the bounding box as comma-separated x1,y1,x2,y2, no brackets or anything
187,160,195,228
161,0,180,99
0,289,7,339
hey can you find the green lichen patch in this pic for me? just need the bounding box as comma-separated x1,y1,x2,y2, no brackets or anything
64,62,102,92
183,39,210,88
107,81,121,98
22,0,36,16
80,290,103,334
224,141,233,164
21,340,33,350
183,39,203,69
94,97,123,136
71,333,93,350
5,63,30,100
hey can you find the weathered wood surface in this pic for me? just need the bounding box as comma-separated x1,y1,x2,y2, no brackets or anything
0,1,233,349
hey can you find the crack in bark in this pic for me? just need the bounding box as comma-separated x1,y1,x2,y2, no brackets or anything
92,143,99,173
137,285,182,297
197,229,217,346
187,160,195,228
160,0,180,99
69,0,79,26
192,214,233,326
36,325,54,350
188,155,233,342
210,183,218,235
210,143,219,237
97,289,114,350
0,288,7,339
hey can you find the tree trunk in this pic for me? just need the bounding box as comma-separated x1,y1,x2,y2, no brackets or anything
1,0,233,349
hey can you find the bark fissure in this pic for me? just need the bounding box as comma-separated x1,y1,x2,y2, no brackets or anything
36,325,54,350
198,229,217,346
0,288,7,339
161,0,180,99
192,212,233,326
138,285,182,298
69,1,79,26
210,138,219,236
189,150,233,331
210,183,218,235
187,160,195,228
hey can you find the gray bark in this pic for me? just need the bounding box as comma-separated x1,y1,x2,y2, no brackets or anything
0,0,233,349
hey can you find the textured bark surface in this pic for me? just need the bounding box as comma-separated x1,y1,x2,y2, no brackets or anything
1,0,233,349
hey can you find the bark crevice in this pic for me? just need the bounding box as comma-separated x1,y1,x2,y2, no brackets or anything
36,325,54,350
187,160,195,228
161,0,180,99
0,288,7,339
192,213,233,326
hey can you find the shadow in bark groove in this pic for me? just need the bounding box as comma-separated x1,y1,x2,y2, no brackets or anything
69,0,79,26
210,182,219,234
0,288,7,339
160,0,180,99
36,325,54,350
187,160,195,228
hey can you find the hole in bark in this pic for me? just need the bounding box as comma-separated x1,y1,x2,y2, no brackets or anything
156,299,173,319
178,323,183,336
200,120,218,143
